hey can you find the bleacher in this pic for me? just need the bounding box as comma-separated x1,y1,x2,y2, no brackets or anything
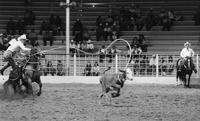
0,0,200,76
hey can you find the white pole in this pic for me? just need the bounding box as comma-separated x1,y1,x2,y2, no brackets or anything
156,54,159,77
74,53,76,76
66,0,70,75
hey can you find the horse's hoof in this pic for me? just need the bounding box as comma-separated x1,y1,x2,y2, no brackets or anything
37,92,41,96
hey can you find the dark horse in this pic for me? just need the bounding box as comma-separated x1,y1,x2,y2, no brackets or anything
176,57,196,88
3,47,43,96
22,47,43,96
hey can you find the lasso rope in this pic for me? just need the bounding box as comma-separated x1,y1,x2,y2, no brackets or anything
28,38,132,69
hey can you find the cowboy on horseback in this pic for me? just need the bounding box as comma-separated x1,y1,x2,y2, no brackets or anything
179,41,197,73
0,34,31,75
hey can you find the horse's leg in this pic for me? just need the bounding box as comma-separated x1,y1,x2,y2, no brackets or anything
176,71,181,86
187,74,192,88
36,78,42,96
182,75,187,87
27,77,33,95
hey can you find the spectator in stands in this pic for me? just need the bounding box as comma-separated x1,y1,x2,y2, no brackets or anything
0,34,9,51
49,14,56,26
82,29,90,42
159,56,167,76
103,22,112,41
96,22,104,41
24,9,35,25
128,4,138,22
56,60,65,76
74,31,83,43
111,22,120,41
86,39,94,52
98,45,107,63
92,61,100,76
43,60,56,76
55,15,65,35
28,28,37,47
135,10,145,31
193,6,200,25
107,45,121,63
70,39,76,55
80,41,87,52
160,9,172,31
167,55,174,75
145,8,157,31
149,54,157,75
96,16,103,27
140,55,149,75
55,15,62,28
84,61,92,76
72,19,83,36
105,15,113,26
16,16,26,35
40,20,48,35
131,36,139,48
42,30,53,46
158,8,166,26
168,10,175,26
138,34,149,52
6,17,16,35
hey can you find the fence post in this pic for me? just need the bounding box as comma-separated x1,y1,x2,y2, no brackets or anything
196,54,199,78
115,53,118,73
156,54,159,77
73,53,76,76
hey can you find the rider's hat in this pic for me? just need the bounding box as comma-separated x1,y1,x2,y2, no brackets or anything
17,34,29,41
184,41,191,47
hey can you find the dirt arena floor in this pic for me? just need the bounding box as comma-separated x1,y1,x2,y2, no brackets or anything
1,83,200,121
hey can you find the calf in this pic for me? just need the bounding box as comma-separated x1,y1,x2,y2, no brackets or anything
99,67,133,99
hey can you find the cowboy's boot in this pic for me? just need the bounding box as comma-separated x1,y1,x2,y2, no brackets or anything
0,63,10,75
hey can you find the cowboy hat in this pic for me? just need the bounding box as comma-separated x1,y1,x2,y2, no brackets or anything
17,34,29,41
184,41,191,46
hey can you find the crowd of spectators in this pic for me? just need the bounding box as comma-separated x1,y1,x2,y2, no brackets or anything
193,6,200,25
41,60,65,76
84,61,100,76
129,54,175,76
95,15,120,41
109,4,183,31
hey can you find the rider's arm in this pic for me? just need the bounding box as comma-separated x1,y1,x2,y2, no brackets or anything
191,48,195,57
19,41,31,51
180,48,185,58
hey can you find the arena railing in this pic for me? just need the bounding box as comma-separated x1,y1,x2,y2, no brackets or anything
1,52,199,77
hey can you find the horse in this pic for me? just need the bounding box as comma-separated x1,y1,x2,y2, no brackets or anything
3,47,43,96
176,57,195,88
22,47,43,96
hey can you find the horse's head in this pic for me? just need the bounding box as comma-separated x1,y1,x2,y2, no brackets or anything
184,57,193,71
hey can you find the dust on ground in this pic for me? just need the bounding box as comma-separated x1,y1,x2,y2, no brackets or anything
0,83,200,121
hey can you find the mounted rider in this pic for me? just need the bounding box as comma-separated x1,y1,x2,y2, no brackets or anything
0,34,31,75
179,41,197,73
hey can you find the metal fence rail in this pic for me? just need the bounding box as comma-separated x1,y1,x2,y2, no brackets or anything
0,51,199,77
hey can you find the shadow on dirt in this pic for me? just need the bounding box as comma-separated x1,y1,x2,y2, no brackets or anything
190,85,200,89
102,102,135,107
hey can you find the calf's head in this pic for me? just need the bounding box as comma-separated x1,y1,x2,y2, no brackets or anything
119,68,134,81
